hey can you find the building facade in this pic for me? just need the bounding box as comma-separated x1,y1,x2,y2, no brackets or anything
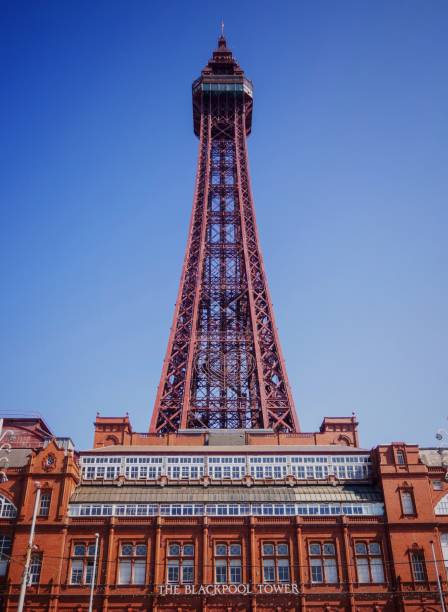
1,35,446,612
0,416,448,610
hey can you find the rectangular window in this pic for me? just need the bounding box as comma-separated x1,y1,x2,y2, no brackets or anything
337,465,346,478
324,558,338,583
371,556,385,583
262,541,290,583
356,557,370,583
166,542,194,584
85,560,94,584
182,559,194,583
118,560,132,584
310,558,323,583
230,559,241,583
167,560,179,583
396,450,406,465
71,559,84,584
29,556,42,585
309,542,338,584
70,541,99,585
293,465,305,479
214,542,242,584
39,492,51,517
278,558,290,582
263,559,275,582
411,551,426,582
134,560,146,585
354,542,385,584
0,535,11,577
215,560,227,583
401,491,415,515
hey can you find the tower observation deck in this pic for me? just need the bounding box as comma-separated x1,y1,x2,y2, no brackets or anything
150,36,299,434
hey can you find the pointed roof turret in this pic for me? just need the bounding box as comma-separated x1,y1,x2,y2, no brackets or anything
217,34,227,49
200,32,243,76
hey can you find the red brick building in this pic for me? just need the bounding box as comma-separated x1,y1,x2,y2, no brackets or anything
0,415,447,611
1,34,446,612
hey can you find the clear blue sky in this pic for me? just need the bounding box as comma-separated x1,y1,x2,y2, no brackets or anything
1,1,447,450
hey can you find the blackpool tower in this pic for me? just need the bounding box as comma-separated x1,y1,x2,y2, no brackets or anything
150,35,299,434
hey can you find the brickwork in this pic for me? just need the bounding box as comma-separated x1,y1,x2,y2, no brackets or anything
0,417,447,611
93,416,359,449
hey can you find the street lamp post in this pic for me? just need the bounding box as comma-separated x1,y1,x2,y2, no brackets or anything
430,539,446,612
17,482,41,612
88,532,100,612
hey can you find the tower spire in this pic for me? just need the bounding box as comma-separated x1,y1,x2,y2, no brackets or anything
217,21,227,50
150,38,299,434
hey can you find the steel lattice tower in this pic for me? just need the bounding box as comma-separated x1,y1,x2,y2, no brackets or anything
150,36,299,434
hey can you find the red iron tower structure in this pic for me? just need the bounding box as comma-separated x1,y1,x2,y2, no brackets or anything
150,36,299,435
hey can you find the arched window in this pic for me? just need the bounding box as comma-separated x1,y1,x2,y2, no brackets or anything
0,494,17,518
435,494,448,515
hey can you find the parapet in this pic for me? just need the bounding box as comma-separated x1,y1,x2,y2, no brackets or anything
93,414,360,449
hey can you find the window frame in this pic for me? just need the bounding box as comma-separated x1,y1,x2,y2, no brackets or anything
165,541,195,585
69,541,98,586
29,555,42,585
354,541,385,584
410,549,427,583
400,489,416,517
433,480,443,491
396,449,406,465
261,541,290,583
117,541,147,585
308,541,338,585
0,535,11,577
38,491,52,517
214,541,242,584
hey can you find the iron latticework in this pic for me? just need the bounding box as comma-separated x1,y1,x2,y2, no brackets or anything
150,36,299,434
